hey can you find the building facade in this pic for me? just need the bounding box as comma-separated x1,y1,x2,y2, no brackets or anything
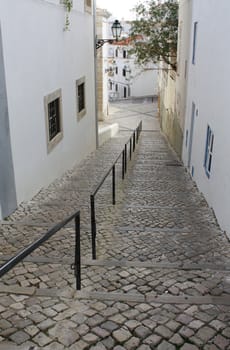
107,21,158,101
181,0,230,236
0,0,96,219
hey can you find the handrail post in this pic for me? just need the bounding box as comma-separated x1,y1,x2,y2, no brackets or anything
124,144,127,173
136,127,139,144
137,123,140,141
75,213,81,290
122,150,125,179
130,138,132,160
112,165,116,205
90,194,97,259
133,131,135,152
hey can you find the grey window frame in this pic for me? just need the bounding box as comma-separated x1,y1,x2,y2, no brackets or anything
44,88,63,153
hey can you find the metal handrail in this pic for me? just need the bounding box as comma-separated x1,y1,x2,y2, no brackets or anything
0,210,81,290
90,121,142,259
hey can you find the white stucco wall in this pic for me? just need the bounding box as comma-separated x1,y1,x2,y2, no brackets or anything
0,0,96,210
182,0,230,235
131,68,158,98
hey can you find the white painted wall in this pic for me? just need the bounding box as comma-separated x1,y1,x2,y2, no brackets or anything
182,0,230,236
107,44,158,100
0,0,96,212
131,67,158,98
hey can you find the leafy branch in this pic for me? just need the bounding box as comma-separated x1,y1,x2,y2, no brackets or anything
130,0,178,70
63,0,73,31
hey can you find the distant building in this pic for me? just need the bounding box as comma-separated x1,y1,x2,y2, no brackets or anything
106,21,158,101
0,0,97,219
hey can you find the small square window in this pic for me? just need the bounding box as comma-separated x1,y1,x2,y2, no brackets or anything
44,89,63,153
204,125,214,178
76,77,86,120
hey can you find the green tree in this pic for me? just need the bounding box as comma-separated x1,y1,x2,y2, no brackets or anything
130,0,178,70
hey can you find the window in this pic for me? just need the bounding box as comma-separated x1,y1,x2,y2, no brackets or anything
122,68,126,77
85,0,92,13
192,21,198,64
115,67,118,74
115,48,118,57
123,50,127,58
48,99,60,141
204,125,214,178
76,77,86,120
44,89,63,153
115,84,118,92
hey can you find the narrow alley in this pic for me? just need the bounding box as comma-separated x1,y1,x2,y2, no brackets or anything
0,100,230,350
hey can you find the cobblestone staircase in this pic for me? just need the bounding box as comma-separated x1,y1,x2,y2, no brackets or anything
0,101,230,349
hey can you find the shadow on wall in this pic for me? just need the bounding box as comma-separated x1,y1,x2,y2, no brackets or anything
159,100,183,159
0,24,17,219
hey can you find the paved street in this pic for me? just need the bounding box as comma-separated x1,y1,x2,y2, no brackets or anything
0,99,230,349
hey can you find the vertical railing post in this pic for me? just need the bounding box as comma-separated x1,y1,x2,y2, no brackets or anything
122,150,125,179
124,144,127,173
136,127,138,144
130,138,132,160
75,213,81,290
112,165,116,205
90,194,97,260
138,123,140,140
133,131,136,152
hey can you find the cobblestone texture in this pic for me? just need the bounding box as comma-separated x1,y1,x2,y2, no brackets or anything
0,100,230,349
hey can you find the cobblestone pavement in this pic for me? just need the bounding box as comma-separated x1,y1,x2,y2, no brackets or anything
1,100,230,349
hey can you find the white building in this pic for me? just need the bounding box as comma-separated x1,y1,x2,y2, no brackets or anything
181,0,230,236
106,21,158,101
0,0,97,219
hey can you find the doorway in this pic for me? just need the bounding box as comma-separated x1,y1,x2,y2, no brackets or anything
124,87,127,98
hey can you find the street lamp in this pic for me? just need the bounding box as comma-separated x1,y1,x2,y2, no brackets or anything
111,20,123,41
96,19,122,50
